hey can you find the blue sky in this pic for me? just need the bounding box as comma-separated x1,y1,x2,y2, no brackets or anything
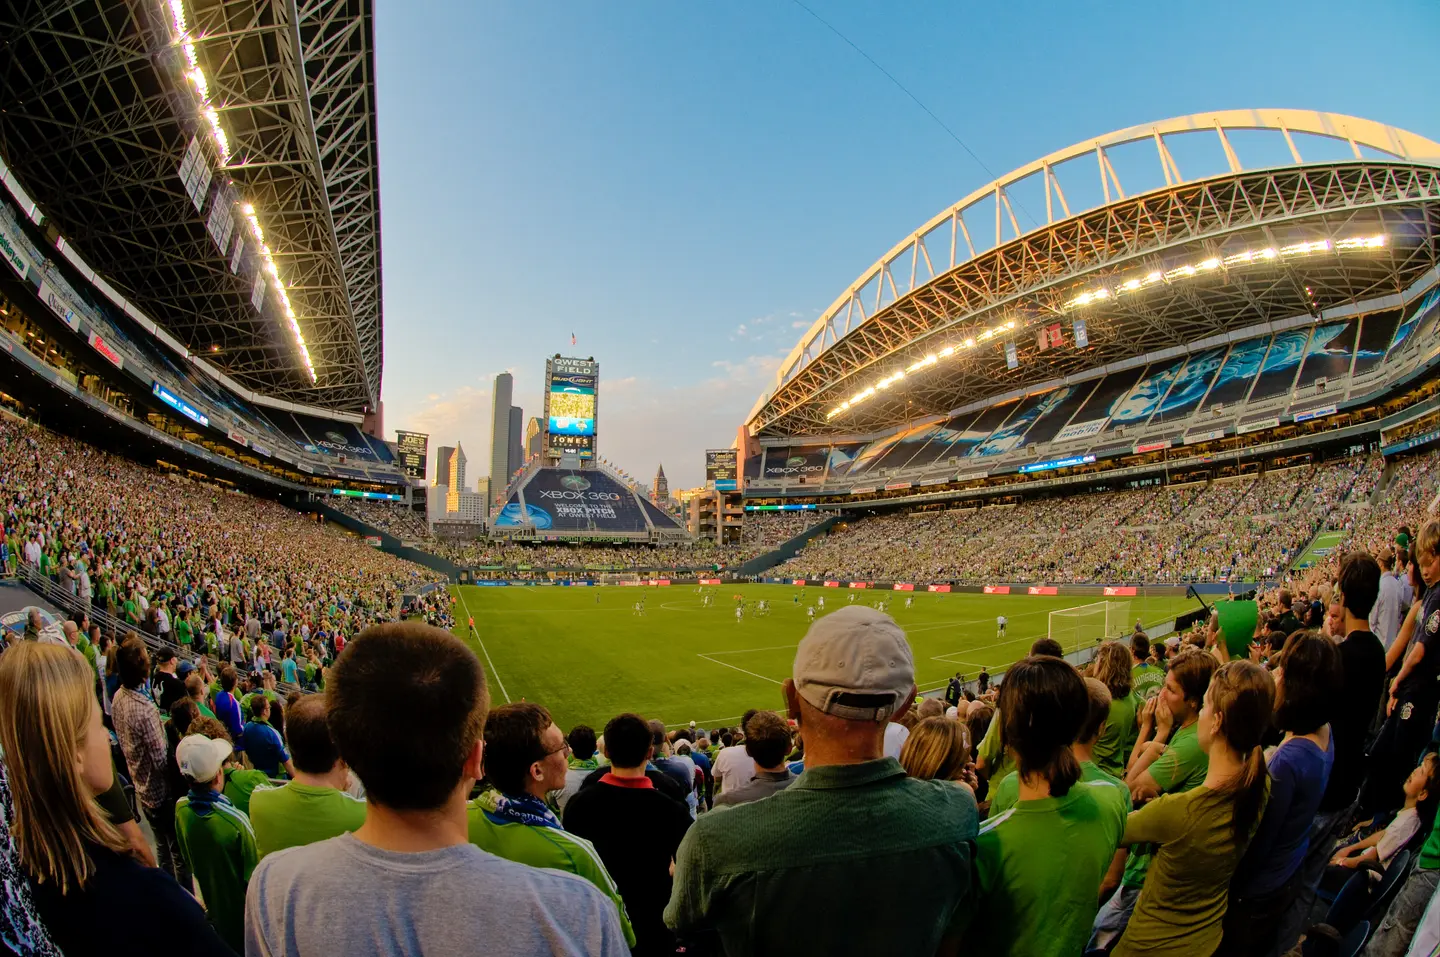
377,0,1440,491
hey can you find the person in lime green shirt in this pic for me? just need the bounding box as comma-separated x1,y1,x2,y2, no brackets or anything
467,703,635,946
1089,642,1139,778
1113,660,1273,957
1091,649,1219,950
188,714,272,813
966,657,1126,957
249,696,366,858
989,676,1132,820
175,609,193,649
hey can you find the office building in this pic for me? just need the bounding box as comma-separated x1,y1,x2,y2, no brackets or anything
525,416,543,458
435,446,455,488
490,372,513,497
508,405,523,477
445,443,468,513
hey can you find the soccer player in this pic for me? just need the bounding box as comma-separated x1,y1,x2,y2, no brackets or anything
818,596,825,610
807,606,816,622
905,596,913,610
467,616,476,638
848,593,856,604
735,606,743,625
997,615,1008,637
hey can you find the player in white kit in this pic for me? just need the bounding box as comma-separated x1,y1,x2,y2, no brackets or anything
997,615,1007,636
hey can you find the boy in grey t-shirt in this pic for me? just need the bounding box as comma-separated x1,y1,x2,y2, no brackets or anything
245,623,625,956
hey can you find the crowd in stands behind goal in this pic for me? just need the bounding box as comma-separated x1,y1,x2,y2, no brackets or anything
2,405,1440,957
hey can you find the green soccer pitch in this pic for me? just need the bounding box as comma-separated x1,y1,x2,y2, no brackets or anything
447,583,1203,732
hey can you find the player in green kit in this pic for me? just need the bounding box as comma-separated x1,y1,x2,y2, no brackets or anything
965,657,1126,957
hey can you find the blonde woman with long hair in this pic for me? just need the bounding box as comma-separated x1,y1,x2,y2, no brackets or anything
0,642,233,956
899,716,975,789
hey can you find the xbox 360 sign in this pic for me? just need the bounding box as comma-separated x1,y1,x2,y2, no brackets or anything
762,446,828,479
304,428,375,458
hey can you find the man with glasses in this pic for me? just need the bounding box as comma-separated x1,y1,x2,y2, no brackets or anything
467,702,635,948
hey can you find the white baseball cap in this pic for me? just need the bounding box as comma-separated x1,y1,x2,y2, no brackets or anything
176,734,232,783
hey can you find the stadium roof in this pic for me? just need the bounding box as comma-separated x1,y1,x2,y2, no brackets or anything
749,110,1440,437
0,0,382,411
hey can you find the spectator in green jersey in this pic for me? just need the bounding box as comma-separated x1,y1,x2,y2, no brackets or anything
249,694,366,859
187,716,271,815
1112,660,1273,957
966,656,1126,957
1089,642,1139,778
175,733,259,952
467,702,634,946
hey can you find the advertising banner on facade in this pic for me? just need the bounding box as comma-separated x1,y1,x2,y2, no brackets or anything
1027,586,1059,595
983,585,1011,595
927,584,952,593
1103,586,1138,596
705,449,738,490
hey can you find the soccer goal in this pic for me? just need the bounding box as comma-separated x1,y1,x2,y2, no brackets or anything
1048,601,1131,653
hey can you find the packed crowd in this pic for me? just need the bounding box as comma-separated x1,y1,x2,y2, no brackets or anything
426,511,826,571
327,498,431,542
783,455,1389,584
4,520,1439,957
0,415,446,657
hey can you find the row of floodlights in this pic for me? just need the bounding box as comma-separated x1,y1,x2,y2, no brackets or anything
1063,235,1387,311
825,234,1388,421
167,0,317,385
826,319,1016,419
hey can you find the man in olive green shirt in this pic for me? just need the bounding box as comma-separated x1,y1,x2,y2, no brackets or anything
666,608,978,955
249,696,366,857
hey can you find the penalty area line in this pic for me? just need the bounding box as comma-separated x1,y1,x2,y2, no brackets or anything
455,586,512,704
696,653,783,685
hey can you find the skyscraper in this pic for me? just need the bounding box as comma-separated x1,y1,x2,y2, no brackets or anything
508,405,523,478
435,446,455,488
490,372,513,496
652,464,669,505
446,443,468,513
525,416,543,458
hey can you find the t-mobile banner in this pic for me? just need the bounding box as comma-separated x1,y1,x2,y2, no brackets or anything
927,584,952,593
792,579,805,586
1103,586,1138,596
849,582,868,589
1027,586,1059,595
824,581,840,588
700,578,722,585
893,583,915,591
983,585,1011,595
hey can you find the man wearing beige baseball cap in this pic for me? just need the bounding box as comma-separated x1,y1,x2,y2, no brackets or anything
665,607,978,955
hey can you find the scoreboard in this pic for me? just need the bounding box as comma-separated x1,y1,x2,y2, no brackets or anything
544,356,599,459
394,430,428,480
705,449,738,490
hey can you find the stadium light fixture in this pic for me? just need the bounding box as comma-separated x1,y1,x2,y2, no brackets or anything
166,0,318,385
825,316,1017,419
241,204,317,383
1063,235,1386,311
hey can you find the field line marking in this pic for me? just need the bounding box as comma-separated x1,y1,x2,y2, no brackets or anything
696,653,783,685
697,644,798,657
455,586,512,704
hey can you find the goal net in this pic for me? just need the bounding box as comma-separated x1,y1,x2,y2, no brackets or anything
1048,601,1131,653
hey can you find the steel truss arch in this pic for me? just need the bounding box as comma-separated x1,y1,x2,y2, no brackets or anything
752,111,1440,435
753,161,1440,436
